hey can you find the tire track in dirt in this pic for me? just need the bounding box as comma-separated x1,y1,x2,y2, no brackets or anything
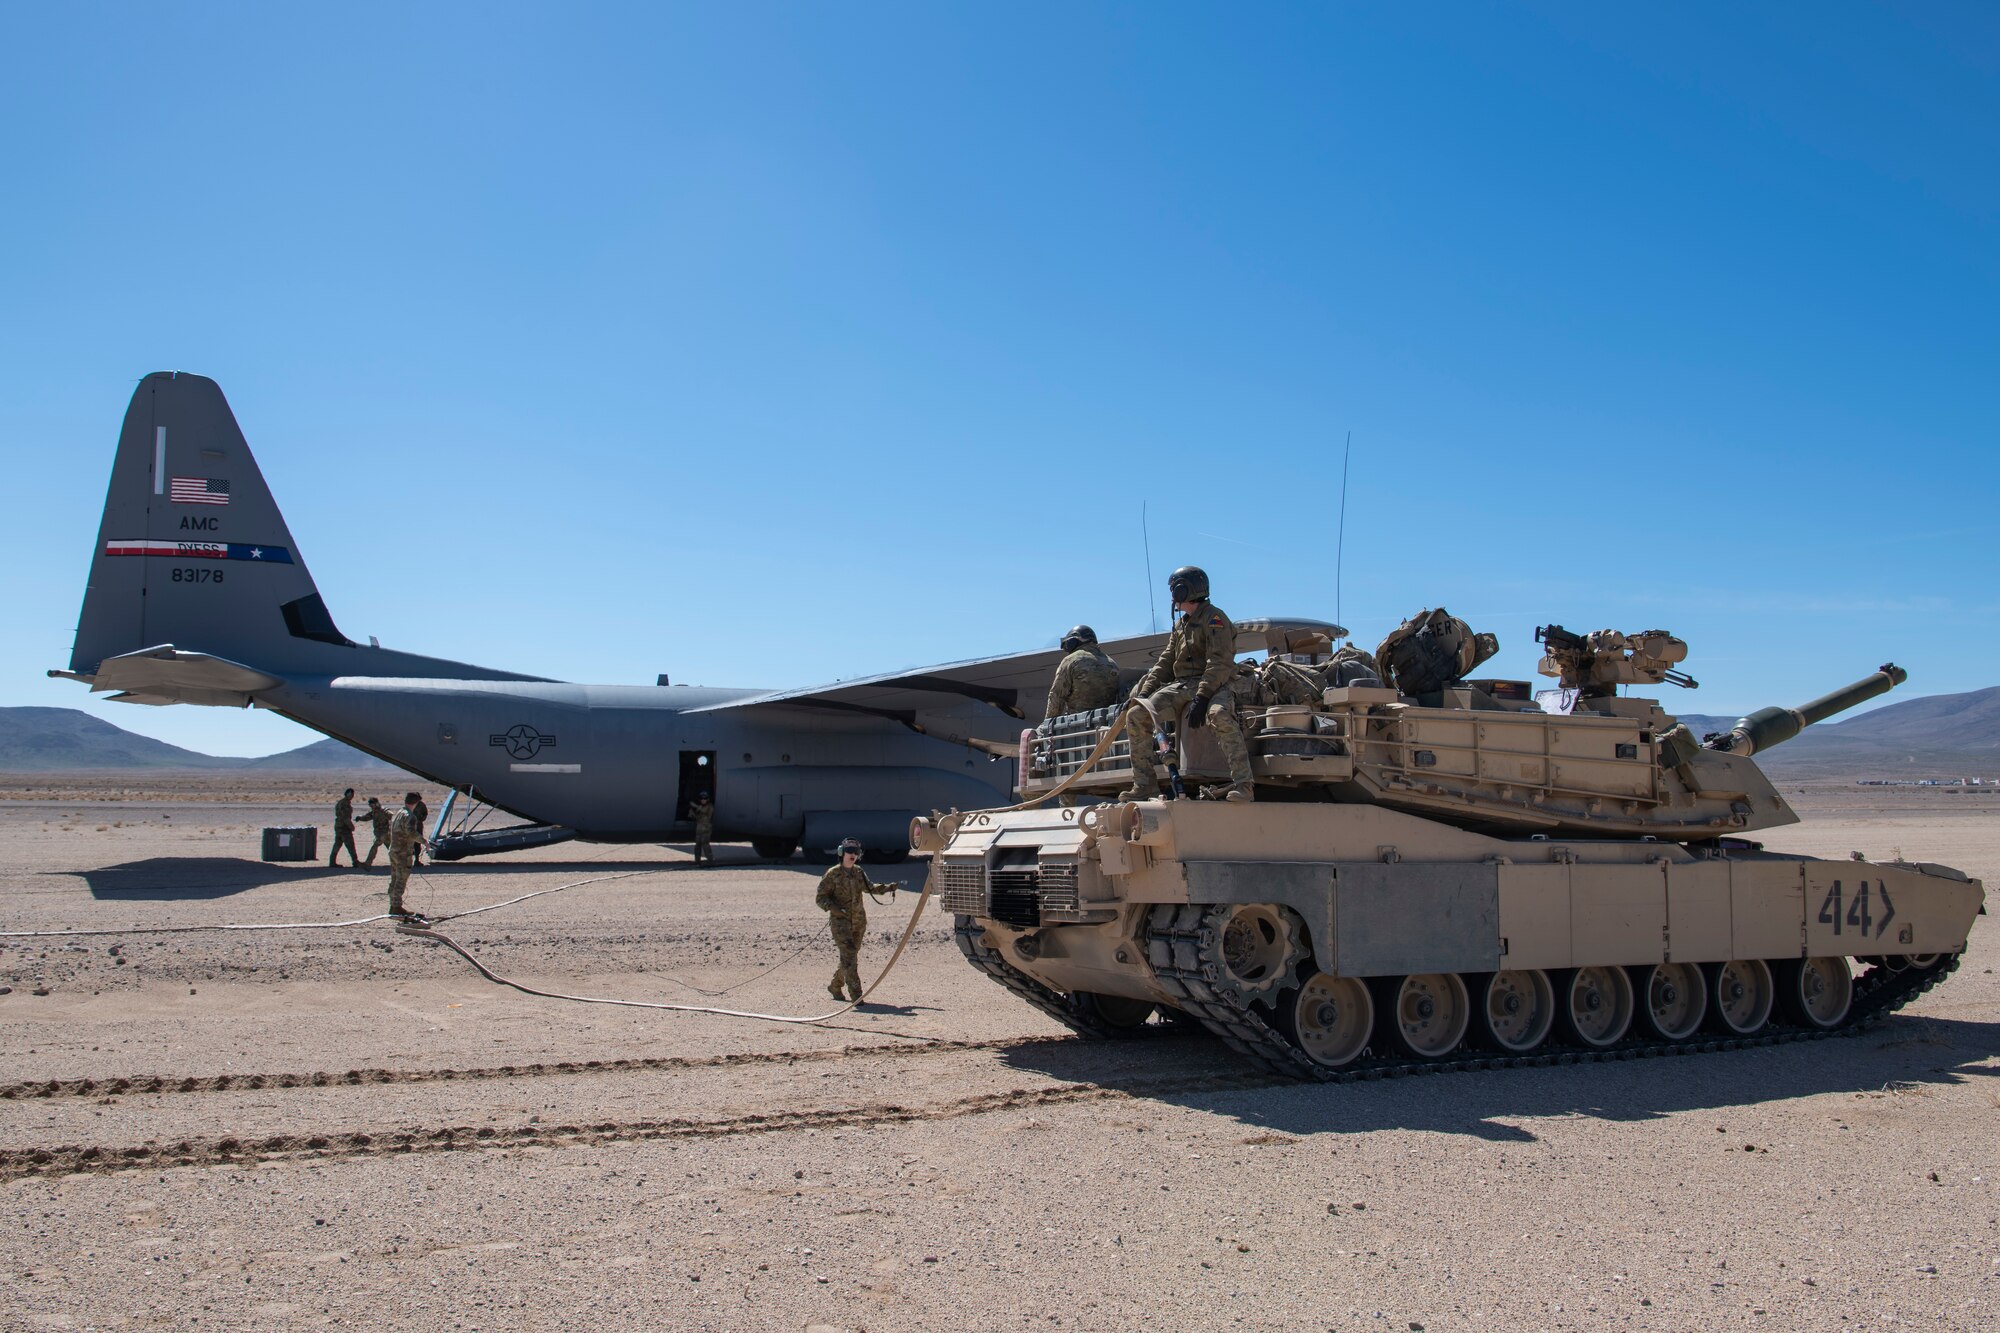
0,1070,1269,1181
0,1030,1178,1101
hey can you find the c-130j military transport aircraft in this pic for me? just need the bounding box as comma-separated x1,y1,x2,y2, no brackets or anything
54,373,1334,860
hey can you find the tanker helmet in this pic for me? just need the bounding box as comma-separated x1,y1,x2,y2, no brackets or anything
1060,624,1098,652
837,837,864,859
1167,566,1209,604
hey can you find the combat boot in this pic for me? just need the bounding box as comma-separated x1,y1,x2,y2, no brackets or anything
1116,770,1161,802
827,982,845,1001
1222,782,1255,803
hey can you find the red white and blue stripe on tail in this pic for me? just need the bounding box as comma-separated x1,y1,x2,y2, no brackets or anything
103,539,294,563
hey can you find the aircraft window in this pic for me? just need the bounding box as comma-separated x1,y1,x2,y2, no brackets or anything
280,593,356,647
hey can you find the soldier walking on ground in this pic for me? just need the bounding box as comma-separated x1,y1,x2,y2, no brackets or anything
815,838,896,1003
329,787,361,868
359,797,393,866
386,792,422,919
1120,565,1255,803
691,792,715,866
1044,625,1121,718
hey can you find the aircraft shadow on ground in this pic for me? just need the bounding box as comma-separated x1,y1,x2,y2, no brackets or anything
69,857,378,899
997,1014,2000,1143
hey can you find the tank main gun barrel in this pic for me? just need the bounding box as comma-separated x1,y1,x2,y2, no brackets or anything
1704,663,1907,758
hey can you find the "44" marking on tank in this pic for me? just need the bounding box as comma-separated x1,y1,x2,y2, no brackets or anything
1816,879,1898,940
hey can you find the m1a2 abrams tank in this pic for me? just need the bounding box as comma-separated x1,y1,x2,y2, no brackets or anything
911,622,1985,1080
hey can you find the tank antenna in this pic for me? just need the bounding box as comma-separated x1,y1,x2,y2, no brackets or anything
1335,430,1352,633
1142,500,1158,633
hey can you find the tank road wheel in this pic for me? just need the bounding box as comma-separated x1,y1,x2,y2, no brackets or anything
1778,957,1853,1030
1631,962,1707,1041
1705,959,1775,1037
1556,966,1635,1049
1373,973,1471,1060
1471,969,1555,1054
1207,904,1306,1007
1902,953,1944,971
1067,991,1156,1034
751,837,796,859
1288,974,1374,1070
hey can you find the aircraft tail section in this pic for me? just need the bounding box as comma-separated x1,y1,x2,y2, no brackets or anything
67,373,544,699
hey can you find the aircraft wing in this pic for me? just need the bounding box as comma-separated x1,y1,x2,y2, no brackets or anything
686,617,1343,727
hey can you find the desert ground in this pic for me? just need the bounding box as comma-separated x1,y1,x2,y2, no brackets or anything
1,776,1994,1332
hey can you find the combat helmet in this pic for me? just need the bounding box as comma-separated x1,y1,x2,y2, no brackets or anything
1167,566,1209,604
1060,625,1098,652
837,837,864,859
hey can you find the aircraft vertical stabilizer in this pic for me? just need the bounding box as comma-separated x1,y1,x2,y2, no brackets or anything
72,373,340,677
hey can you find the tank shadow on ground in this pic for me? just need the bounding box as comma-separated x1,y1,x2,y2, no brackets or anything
996,1015,2000,1143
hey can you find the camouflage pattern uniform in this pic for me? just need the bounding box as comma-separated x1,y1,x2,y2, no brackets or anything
409,796,430,864
1123,598,1253,799
329,794,361,868
360,799,393,866
1044,645,1121,719
691,796,714,865
815,863,889,1002
387,807,419,916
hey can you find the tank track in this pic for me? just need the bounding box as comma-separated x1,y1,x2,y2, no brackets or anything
952,914,1149,1041
1139,903,1963,1083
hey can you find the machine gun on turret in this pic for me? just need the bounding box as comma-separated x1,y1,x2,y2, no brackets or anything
1535,624,1697,698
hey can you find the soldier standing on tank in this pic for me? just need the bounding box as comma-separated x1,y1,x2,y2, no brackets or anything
359,797,394,866
329,787,362,869
386,793,423,919
691,792,715,866
815,837,896,1003
1120,566,1254,803
1044,625,1122,719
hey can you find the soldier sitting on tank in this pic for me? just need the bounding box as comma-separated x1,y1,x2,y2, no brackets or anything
1119,565,1255,803
1044,624,1121,719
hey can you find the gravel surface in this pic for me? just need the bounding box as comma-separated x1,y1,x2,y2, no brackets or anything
1,781,1994,1332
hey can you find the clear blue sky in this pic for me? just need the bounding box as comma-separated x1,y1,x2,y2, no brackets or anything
3,3,1994,756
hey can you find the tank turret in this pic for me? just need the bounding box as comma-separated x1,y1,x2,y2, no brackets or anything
1704,664,1906,758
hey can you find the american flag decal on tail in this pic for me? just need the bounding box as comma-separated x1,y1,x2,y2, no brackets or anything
169,477,230,505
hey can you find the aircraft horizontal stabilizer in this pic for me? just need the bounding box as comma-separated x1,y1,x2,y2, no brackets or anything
66,645,285,708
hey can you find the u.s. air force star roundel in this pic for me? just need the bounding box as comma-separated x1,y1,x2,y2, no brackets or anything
490,724,557,760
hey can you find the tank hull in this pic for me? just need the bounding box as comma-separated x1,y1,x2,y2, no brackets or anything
926,801,1983,1076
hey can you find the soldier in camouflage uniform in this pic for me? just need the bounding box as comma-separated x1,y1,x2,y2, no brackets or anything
409,793,430,865
815,838,896,1003
329,787,361,868
1121,565,1254,802
386,792,421,918
1043,625,1121,719
691,792,714,866
359,797,394,866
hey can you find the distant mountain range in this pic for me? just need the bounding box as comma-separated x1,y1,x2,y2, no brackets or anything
1672,683,2000,775
0,707,397,772
4,687,1997,776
